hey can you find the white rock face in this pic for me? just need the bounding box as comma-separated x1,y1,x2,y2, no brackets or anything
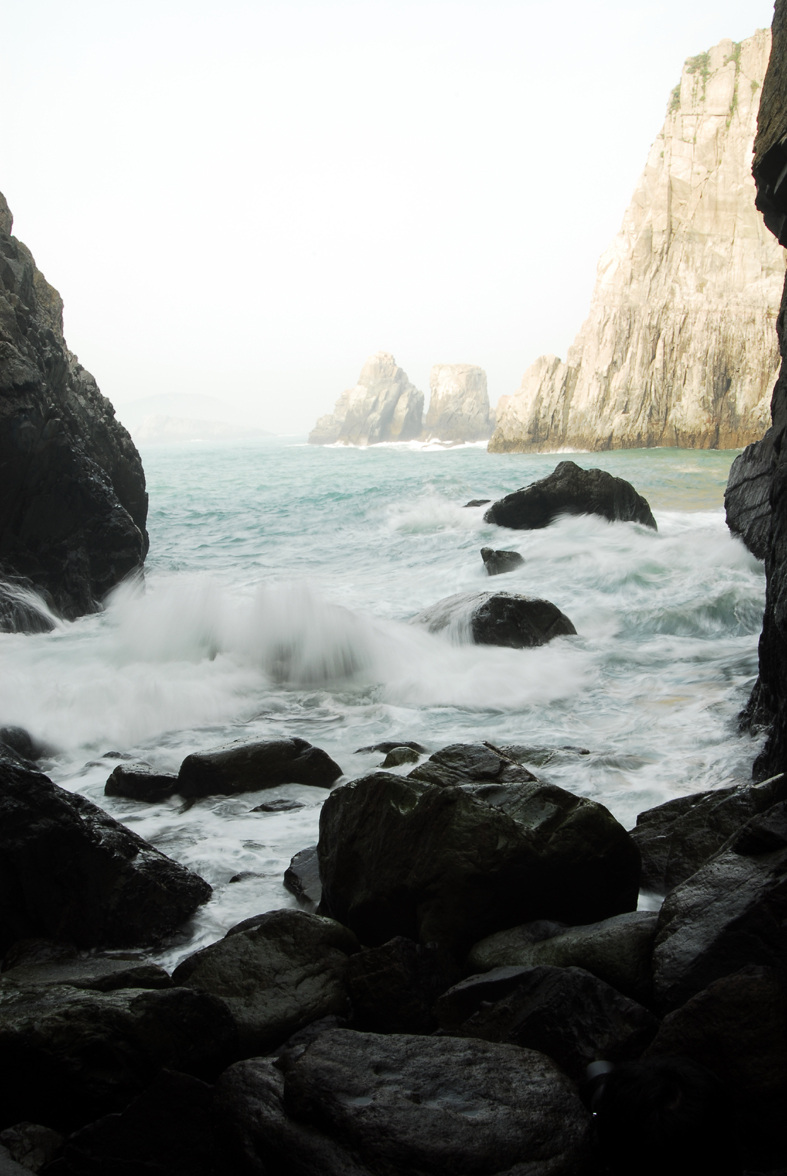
309,352,424,445
424,364,495,442
490,31,785,453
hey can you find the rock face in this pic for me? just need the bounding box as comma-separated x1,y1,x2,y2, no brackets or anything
490,31,784,453
308,352,423,445
727,4,787,779
0,192,148,624
423,363,494,441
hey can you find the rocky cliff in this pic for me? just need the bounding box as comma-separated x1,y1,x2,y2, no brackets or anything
423,364,494,442
490,30,785,454
308,352,424,445
0,192,148,628
726,4,787,780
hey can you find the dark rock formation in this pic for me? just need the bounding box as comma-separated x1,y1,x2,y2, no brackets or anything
727,2,787,779
284,845,322,907
407,741,538,787
0,944,170,993
213,1030,592,1175
480,546,524,575
317,770,639,954
345,937,460,1034
177,737,343,797
484,461,657,530
0,192,148,626
104,762,179,802
0,759,211,953
172,909,357,1055
412,589,576,647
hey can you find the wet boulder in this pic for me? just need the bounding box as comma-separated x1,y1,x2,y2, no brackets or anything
284,845,322,907
438,964,658,1083
412,589,576,648
104,762,179,802
177,737,343,798
172,909,358,1055
214,1029,592,1176
484,460,657,530
652,800,787,1011
317,771,640,954
480,547,524,575
0,760,212,954
408,741,538,787
345,937,460,1034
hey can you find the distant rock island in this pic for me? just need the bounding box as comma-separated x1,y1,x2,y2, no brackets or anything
309,353,494,446
0,191,148,628
490,30,785,453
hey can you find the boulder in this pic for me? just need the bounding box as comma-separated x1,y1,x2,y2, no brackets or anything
104,763,179,802
652,800,787,1010
172,909,357,1055
0,192,148,624
214,1030,592,1176
0,760,211,954
317,771,640,954
480,546,524,575
380,745,420,767
631,773,787,892
0,1123,62,1173
467,910,658,1006
284,846,322,907
354,740,427,754
177,737,342,798
407,741,538,787
423,363,494,442
308,352,423,446
345,937,460,1034
439,964,658,1083
412,590,576,647
0,983,235,1131
483,461,657,530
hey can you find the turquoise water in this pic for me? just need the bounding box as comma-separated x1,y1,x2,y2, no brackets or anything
0,439,765,965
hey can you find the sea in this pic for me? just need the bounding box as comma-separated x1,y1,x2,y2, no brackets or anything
0,438,767,969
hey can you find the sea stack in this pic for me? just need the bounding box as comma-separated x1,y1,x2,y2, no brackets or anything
0,192,148,628
490,30,784,453
423,364,494,442
308,352,423,445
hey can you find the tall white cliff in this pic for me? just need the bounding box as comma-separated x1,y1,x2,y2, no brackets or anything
308,352,424,445
424,364,494,442
490,30,785,453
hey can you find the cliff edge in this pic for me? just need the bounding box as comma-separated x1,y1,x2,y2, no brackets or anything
0,192,148,628
490,30,784,453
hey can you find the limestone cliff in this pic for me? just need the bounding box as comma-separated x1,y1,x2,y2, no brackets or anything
423,364,494,442
308,352,424,445
726,2,787,780
0,192,148,628
490,30,785,454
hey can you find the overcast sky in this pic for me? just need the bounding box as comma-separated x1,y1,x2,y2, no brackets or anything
1,0,777,435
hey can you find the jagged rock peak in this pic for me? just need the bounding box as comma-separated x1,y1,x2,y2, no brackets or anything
424,364,494,442
490,30,785,454
308,351,424,446
0,192,149,628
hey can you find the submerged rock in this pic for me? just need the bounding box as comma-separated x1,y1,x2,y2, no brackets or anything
412,589,576,648
484,461,657,530
177,737,343,797
0,760,211,953
0,191,148,625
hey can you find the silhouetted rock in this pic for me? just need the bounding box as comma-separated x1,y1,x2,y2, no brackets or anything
105,763,179,802
412,590,576,648
480,547,524,575
408,741,538,787
484,461,657,530
177,738,343,797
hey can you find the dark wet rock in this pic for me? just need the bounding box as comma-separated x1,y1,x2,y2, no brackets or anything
646,965,787,1172
41,1070,221,1176
441,964,658,1084
0,760,211,954
214,1029,592,1176
725,434,775,560
467,910,658,1006
177,737,342,797
652,800,787,1011
408,741,538,787
0,1122,63,1173
0,983,235,1132
484,460,657,531
498,742,591,767
380,745,420,767
354,740,427,755
284,846,322,908
345,937,460,1034
104,763,179,803
412,589,576,648
0,726,45,765
631,773,787,892
480,546,524,575
317,771,640,954
172,909,357,1056
0,947,170,993
0,192,148,625
464,498,491,507
250,797,305,813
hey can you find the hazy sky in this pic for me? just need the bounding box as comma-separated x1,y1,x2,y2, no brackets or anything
2,0,776,434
